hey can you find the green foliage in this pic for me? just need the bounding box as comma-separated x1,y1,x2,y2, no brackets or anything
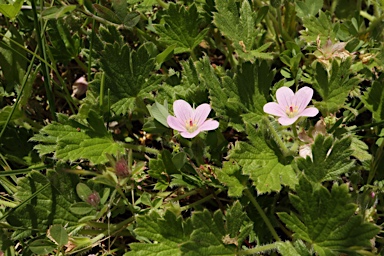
312,59,360,114
228,124,298,194
277,240,313,256
361,74,384,121
31,112,124,164
278,177,380,256
0,0,23,19
91,28,161,115
198,57,274,130
296,135,354,182
295,0,323,18
300,11,338,42
127,201,252,255
213,0,271,61
216,161,247,197
0,26,26,88
6,170,80,240
155,3,208,54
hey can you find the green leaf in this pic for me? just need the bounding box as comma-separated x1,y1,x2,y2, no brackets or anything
41,5,77,19
126,202,252,255
216,161,247,197
295,0,323,18
213,0,270,60
154,3,208,54
300,11,337,43
28,239,56,255
155,44,176,68
69,202,94,215
147,100,169,127
361,74,384,121
198,57,274,130
278,177,380,256
31,113,124,164
172,152,187,170
0,105,23,126
312,59,360,114
126,210,191,256
7,170,80,240
76,183,93,202
48,225,68,247
91,39,160,115
277,240,313,256
228,124,298,194
47,18,81,62
0,0,23,19
0,26,27,87
296,135,354,183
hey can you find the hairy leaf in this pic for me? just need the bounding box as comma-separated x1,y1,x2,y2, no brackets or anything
278,177,380,256
91,32,161,115
31,113,124,164
312,59,360,114
361,74,384,121
228,124,298,193
155,3,208,54
296,135,354,182
7,170,80,240
127,202,252,255
213,0,270,60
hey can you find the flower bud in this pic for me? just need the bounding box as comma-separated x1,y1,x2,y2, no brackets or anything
115,158,130,178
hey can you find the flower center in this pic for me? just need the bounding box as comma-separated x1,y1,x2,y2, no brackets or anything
186,119,198,133
286,105,298,118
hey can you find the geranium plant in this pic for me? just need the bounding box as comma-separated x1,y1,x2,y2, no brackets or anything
0,0,383,255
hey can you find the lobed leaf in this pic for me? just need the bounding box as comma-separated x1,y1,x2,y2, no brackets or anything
154,3,208,54
278,177,380,256
228,124,298,194
31,113,124,164
296,135,355,183
7,170,80,240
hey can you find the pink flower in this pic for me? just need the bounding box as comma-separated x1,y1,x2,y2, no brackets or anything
263,86,319,125
167,100,219,138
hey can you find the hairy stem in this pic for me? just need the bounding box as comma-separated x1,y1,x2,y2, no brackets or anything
244,189,281,241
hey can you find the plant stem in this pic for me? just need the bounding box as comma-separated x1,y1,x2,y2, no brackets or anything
31,0,56,120
156,0,168,9
180,190,221,212
291,124,298,138
238,242,279,255
123,143,160,155
244,189,281,241
263,117,290,157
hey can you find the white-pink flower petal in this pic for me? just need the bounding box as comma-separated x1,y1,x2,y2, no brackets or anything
263,102,285,116
194,103,211,126
173,100,193,122
300,107,319,117
167,116,186,132
199,119,219,132
167,100,219,138
293,87,314,112
276,86,294,107
264,86,319,126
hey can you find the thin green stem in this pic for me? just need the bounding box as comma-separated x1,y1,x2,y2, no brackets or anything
238,242,279,255
156,0,168,9
31,0,56,120
291,124,298,138
122,143,160,155
180,190,221,212
244,189,281,241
